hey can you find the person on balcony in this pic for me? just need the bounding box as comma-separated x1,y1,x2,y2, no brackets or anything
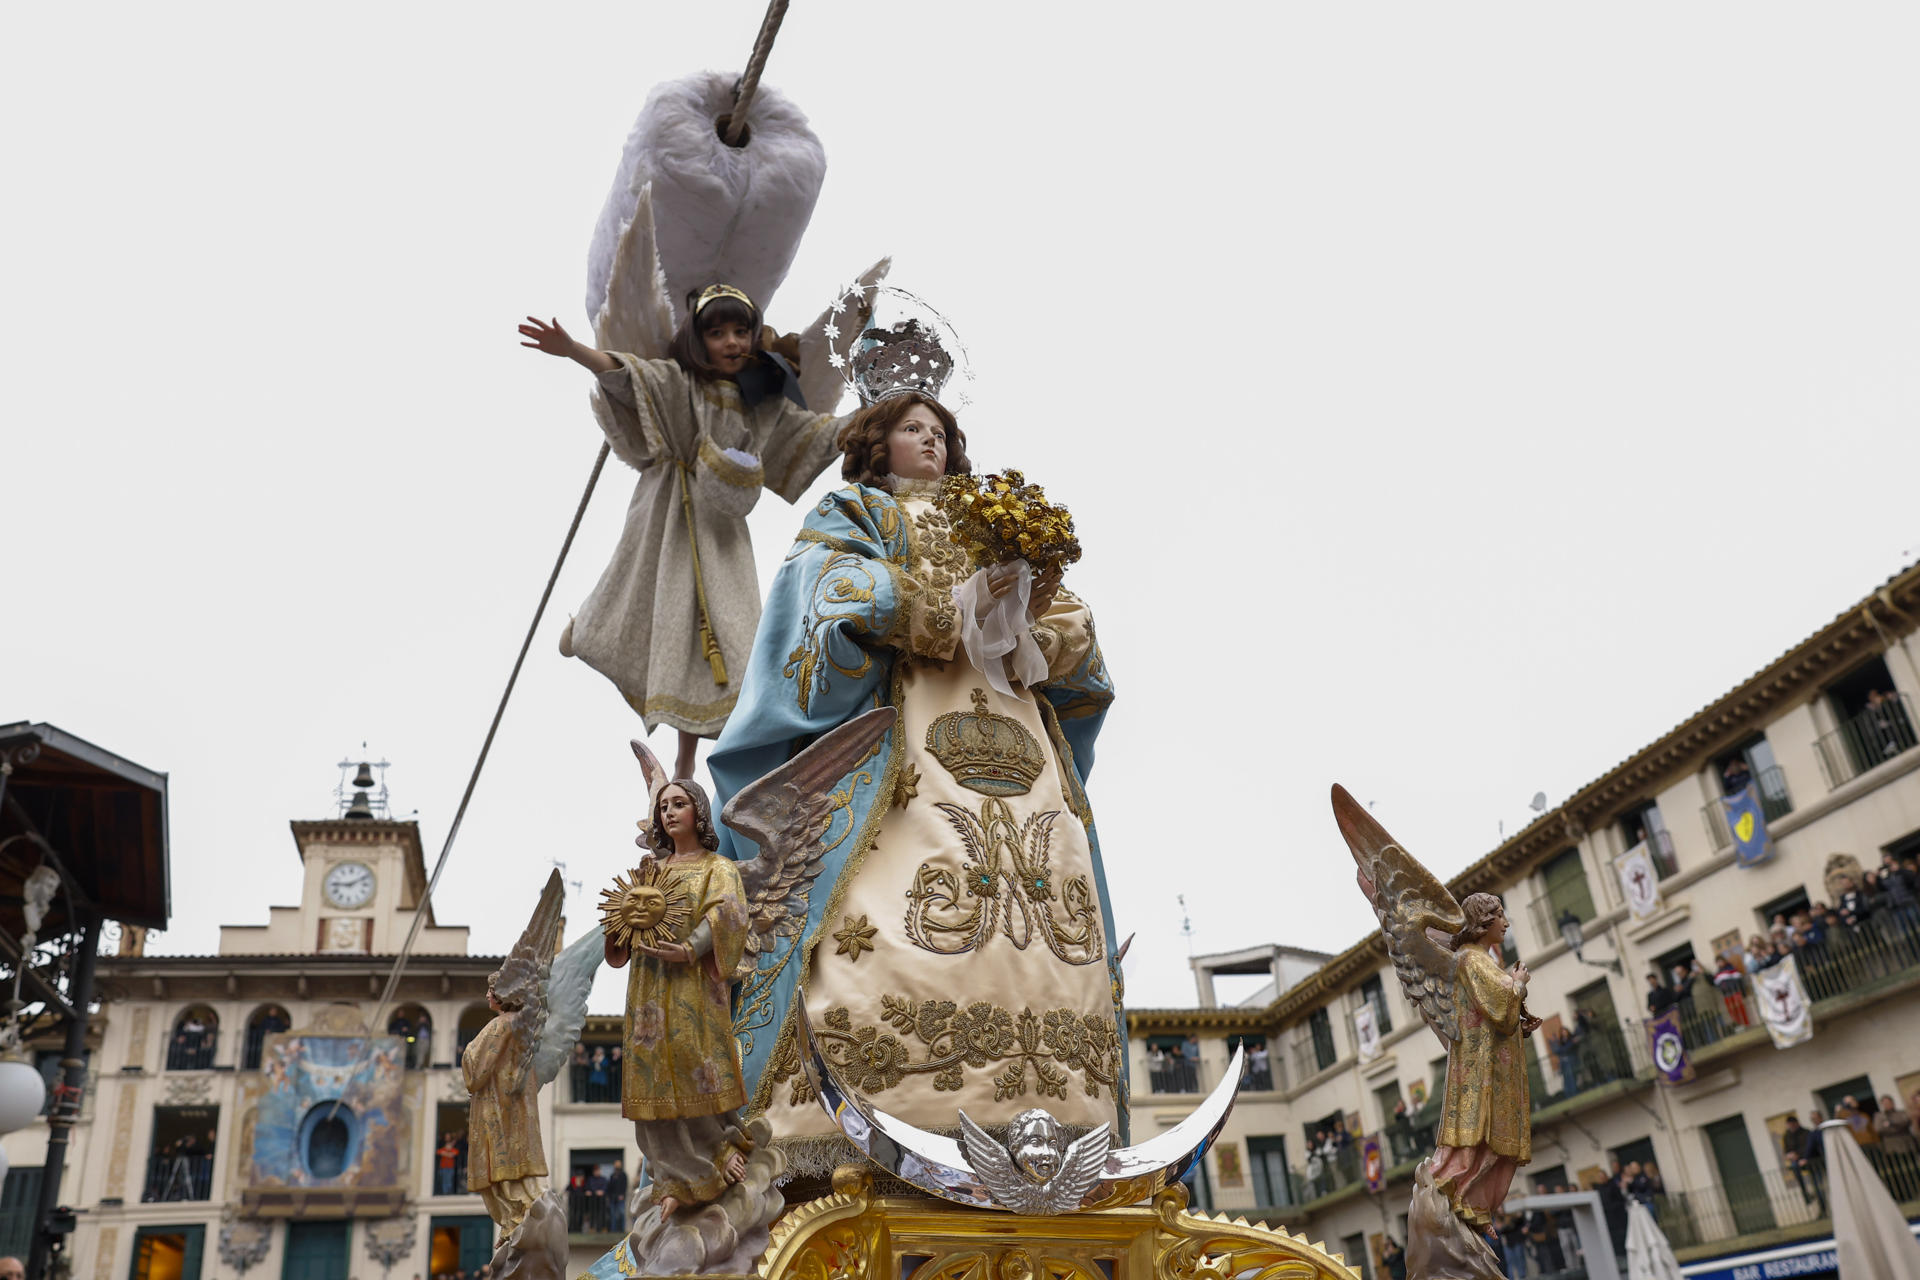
606,1159,629,1233
436,1133,460,1196
1876,1096,1917,1160
1645,972,1678,1017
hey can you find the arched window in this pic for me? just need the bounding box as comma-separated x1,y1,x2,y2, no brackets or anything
387,1005,434,1070
242,1005,292,1071
456,1005,493,1059
167,1006,220,1071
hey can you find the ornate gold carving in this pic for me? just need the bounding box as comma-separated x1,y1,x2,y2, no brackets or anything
816,998,1121,1103
906,796,1102,965
926,690,1046,796
757,1168,1357,1280
899,504,967,653
1153,1185,1357,1279
831,915,878,963
599,861,693,950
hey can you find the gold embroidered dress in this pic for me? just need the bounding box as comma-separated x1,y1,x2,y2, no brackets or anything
574,356,847,736
622,850,754,1203
1431,944,1531,1225
709,478,1125,1172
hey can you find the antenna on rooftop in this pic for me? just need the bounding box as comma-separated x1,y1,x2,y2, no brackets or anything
1530,792,1548,815
1177,894,1195,958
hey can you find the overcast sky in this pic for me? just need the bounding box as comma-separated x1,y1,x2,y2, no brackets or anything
6,4,1919,1015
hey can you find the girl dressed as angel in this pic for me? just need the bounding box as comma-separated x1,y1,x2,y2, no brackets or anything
521,286,853,779
604,775,753,1217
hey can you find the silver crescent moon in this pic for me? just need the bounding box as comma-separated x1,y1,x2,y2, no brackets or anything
793,991,1244,1212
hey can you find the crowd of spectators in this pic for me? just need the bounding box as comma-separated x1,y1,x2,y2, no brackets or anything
565,1160,631,1234
569,1043,624,1104
167,1013,218,1071
1147,1038,1201,1094
1493,1179,1595,1278
143,1130,217,1202
1738,857,1920,999
1303,1117,1359,1197
1778,1094,1920,1209
389,1012,433,1070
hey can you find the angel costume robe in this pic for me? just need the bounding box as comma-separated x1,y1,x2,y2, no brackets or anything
575,355,846,736
621,851,754,1204
708,478,1127,1174
1433,944,1532,1226
463,1011,545,1228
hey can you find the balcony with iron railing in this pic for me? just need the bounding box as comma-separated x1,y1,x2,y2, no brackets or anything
1527,889,1602,953
1699,767,1793,848
1653,1146,1920,1254
569,1045,623,1105
141,1149,215,1202
1536,1019,1646,1111
1145,1056,1202,1096
1813,691,1918,788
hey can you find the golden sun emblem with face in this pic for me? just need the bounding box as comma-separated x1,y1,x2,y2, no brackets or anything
598,862,693,950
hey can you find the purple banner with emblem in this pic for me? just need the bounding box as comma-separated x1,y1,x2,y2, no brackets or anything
1648,1008,1694,1085
1363,1134,1384,1193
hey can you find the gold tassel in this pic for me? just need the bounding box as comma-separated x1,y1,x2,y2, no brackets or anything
675,461,729,686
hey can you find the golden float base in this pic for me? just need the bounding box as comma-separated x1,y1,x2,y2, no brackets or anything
744,1166,1359,1280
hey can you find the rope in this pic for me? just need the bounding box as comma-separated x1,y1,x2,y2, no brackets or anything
365,441,611,1033
724,0,791,146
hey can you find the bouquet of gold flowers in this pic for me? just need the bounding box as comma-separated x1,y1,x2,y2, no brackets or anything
936,469,1083,577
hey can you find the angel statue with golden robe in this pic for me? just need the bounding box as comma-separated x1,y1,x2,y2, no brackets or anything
593,710,895,1273
1333,786,1541,1279
462,871,601,1279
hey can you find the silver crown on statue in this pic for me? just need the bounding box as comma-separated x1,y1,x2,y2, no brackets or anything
824,282,974,409
852,319,954,405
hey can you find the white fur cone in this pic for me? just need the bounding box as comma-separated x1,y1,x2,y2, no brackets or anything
586,72,826,325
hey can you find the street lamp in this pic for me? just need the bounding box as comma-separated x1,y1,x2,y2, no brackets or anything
1558,909,1624,975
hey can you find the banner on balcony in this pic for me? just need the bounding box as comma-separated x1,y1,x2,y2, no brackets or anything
1755,954,1813,1049
1615,843,1663,920
1719,784,1775,867
1354,1003,1382,1062
1362,1134,1385,1193
1647,1008,1693,1084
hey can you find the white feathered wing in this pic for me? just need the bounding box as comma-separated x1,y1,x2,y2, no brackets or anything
534,928,604,1085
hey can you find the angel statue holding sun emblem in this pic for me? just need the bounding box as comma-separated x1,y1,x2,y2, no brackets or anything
462,870,601,1276
1332,785,1541,1277
592,707,894,1267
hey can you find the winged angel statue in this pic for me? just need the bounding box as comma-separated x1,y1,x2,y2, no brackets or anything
1333,785,1540,1253
462,869,601,1277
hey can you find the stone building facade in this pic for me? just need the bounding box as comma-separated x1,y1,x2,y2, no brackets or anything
1127,562,1920,1277
0,811,647,1280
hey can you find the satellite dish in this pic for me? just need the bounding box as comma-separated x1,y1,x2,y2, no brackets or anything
1529,792,1548,814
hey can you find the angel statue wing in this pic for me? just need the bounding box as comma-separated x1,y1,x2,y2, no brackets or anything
489,870,566,1080
1331,784,1464,1044
594,182,677,361
533,928,604,1085
720,706,898,975
630,737,670,814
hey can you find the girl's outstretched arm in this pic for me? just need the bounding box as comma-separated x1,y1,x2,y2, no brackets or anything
519,316,617,374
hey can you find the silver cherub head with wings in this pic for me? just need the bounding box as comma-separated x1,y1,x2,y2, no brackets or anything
959,1108,1111,1215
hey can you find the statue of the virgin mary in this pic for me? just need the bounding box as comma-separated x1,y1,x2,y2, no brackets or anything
708,308,1126,1175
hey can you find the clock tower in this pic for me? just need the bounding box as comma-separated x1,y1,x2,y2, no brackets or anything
218,757,470,957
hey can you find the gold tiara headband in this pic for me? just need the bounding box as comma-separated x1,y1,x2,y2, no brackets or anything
694,284,755,316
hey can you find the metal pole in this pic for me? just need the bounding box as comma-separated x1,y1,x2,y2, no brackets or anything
28,909,101,1280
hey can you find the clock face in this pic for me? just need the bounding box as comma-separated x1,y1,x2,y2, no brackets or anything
325,861,375,909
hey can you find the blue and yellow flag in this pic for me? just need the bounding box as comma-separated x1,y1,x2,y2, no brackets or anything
1719,784,1774,867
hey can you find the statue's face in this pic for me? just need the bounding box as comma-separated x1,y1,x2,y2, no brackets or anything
886,404,948,480
1009,1110,1063,1183
1015,1140,1060,1184
629,885,668,930
657,785,698,845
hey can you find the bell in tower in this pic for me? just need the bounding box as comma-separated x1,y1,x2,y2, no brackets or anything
334,748,391,820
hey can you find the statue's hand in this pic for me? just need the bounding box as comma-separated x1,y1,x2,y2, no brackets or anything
1028,565,1063,620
